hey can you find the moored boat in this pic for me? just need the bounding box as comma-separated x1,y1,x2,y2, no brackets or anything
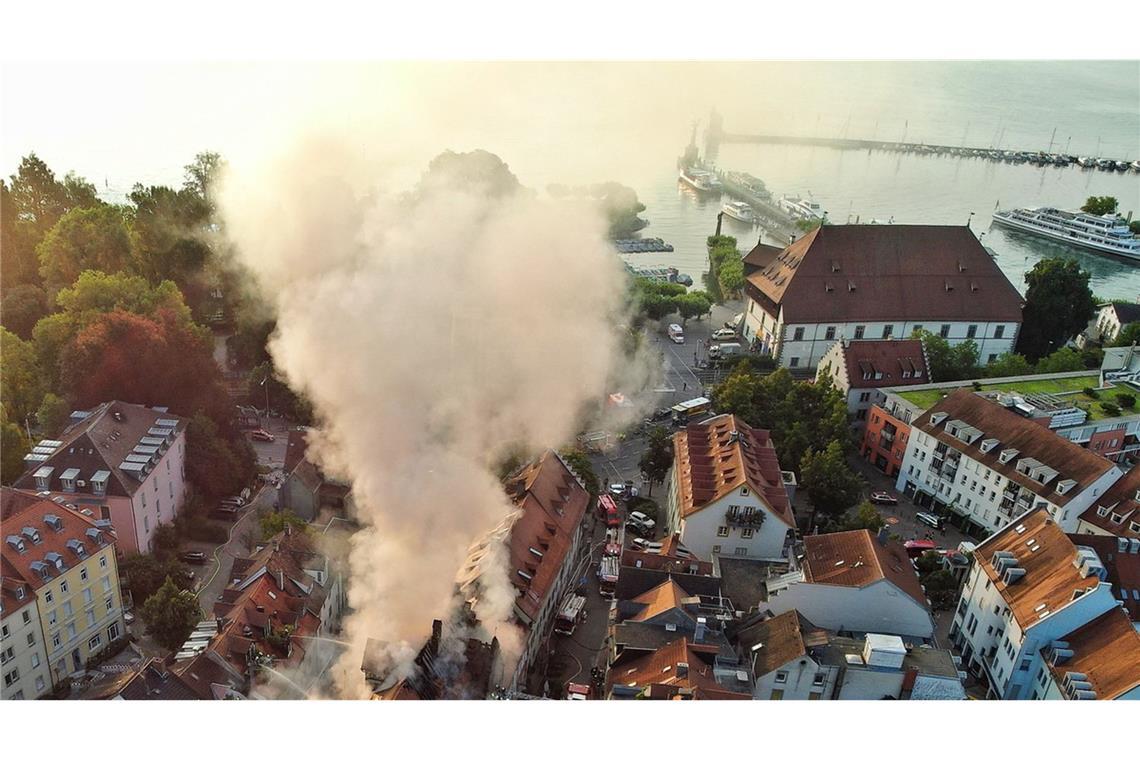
721,200,758,224
992,206,1140,262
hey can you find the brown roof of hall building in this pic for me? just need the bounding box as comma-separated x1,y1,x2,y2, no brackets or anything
802,529,928,608
913,390,1117,508
1045,607,1140,700
837,339,930,389
973,508,1099,630
743,224,1024,324
1079,466,1140,538
672,414,793,525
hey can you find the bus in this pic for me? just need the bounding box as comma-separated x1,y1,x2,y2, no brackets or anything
671,397,712,425
598,556,620,599
554,595,588,636
597,494,621,528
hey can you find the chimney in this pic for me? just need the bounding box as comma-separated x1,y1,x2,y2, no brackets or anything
695,617,708,644
676,662,690,678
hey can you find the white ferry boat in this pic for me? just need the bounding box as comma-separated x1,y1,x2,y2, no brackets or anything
778,194,825,221
721,200,758,224
678,166,722,193
992,206,1140,262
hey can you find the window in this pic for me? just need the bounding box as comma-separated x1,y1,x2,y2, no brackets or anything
99,556,107,569
883,324,893,339
940,324,951,338
792,327,804,341
734,547,748,556
144,515,149,531
813,672,825,686
1,647,12,664
770,689,784,700
63,601,73,618
712,545,722,554
30,652,40,668
66,623,76,641
105,597,114,612
48,610,57,626
859,392,871,403
44,589,53,605
774,671,788,684
60,580,69,594
35,675,45,692
988,354,997,364
26,632,35,647
102,576,111,593
86,610,96,627
717,526,730,537
108,622,120,641
3,668,19,686
825,326,836,340
80,567,88,581
995,325,1005,339
854,325,865,339
912,324,923,335
741,528,754,539
51,632,61,650
88,634,102,651
22,610,31,625
83,588,93,604
789,357,800,368
967,324,978,339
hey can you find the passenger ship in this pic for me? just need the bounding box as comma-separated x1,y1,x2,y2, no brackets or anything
992,206,1140,262
678,166,722,194
721,200,758,224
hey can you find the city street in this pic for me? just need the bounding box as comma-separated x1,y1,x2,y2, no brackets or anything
642,299,746,410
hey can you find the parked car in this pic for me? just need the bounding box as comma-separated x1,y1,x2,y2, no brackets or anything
220,496,246,508
651,407,673,422
608,482,626,496
711,328,737,340
181,551,208,565
631,538,663,552
724,313,744,330
916,511,945,529
870,491,899,505
211,506,241,521
250,429,275,442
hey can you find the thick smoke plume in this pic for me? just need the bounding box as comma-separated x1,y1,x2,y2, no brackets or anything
218,138,649,697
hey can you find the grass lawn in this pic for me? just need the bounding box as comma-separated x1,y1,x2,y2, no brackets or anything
896,373,1138,421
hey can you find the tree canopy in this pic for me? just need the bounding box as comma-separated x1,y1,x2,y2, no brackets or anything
800,440,864,518
1016,258,1096,361
1,327,44,422
1081,196,1118,216
141,577,202,650
639,425,675,497
36,204,133,296
915,329,979,381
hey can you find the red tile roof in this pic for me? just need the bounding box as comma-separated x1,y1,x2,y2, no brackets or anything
609,635,751,700
1079,466,1140,538
974,509,1093,629
913,390,1116,507
1,495,116,591
802,529,928,608
835,339,929,389
502,451,589,624
1064,533,1140,622
744,224,1024,324
672,414,793,525
1046,607,1140,700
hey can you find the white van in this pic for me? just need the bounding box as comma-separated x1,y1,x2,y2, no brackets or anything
667,324,685,344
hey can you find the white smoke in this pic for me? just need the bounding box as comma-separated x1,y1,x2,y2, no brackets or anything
218,136,649,698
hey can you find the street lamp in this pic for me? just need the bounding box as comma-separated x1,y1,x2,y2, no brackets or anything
260,375,270,425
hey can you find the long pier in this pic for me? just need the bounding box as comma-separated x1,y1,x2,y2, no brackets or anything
705,116,1138,173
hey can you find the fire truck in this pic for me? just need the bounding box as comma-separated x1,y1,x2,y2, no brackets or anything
597,494,621,528
554,594,588,636
598,555,620,599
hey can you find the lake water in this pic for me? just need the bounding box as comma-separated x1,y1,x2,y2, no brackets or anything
621,143,1140,301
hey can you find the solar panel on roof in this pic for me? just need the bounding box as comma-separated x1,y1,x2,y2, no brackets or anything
24,454,49,463
39,440,63,447
155,419,178,428
147,427,173,438
60,467,81,480
133,445,160,456
124,454,152,464
120,461,147,472
140,436,166,446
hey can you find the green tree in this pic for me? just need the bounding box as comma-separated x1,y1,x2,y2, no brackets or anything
183,151,227,212
35,393,72,438
1,327,45,422
1080,196,1118,216
717,257,745,298
638,425,675,497
917,330,980,381
795,218,823,233
141,577,202,650
676,292,712,325
840,500,887,533
587,182,648,238
921,569,960,611
1112,322,1140,348
800,440,864,519
249,361,313,424
1,408,31,485
560,449,600,497
0,283,47,340
62,172,101,210
36,205,134,296
1034,346,1086,373
186,411,257,501
711,369,761,422
982,352,1033,378
260,509,309,540
1016,258,1096,362
416,149,522,200
120,553,192,606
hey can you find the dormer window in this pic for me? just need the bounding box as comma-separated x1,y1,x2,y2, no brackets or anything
14,586,24,600
5,536,26,554
43,514,63,532
20,527,41,545
60,468,80,493
1097,505,1111,517
33,466,54,491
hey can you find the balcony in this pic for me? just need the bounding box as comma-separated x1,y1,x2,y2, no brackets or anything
880,429,896,443
725,505,766,528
